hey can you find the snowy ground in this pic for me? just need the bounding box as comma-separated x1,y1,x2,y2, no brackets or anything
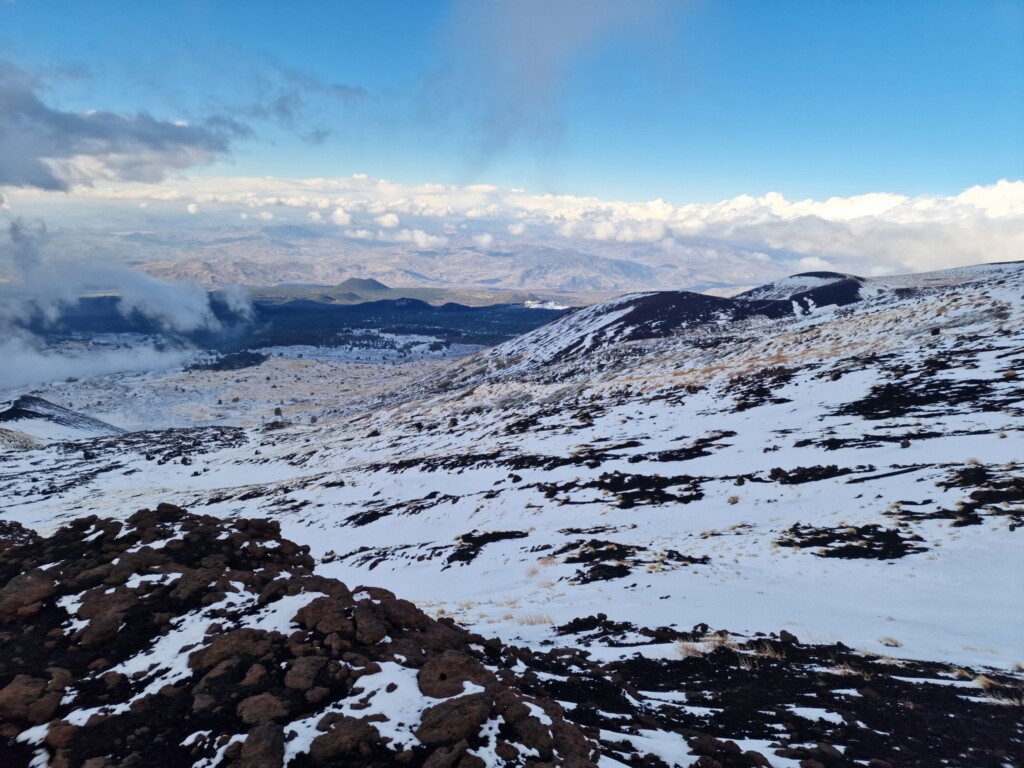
1,263,1022,683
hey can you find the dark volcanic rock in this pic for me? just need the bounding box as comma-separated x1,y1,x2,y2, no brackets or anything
0,506,598,768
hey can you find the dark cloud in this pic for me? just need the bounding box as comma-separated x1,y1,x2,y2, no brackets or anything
0,60,245,191
238,64,369,137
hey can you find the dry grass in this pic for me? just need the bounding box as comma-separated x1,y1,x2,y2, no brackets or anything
675,641,706,658
752,641,786,660
519,613,556,626
983,689,1024,706
832,662,866,677
737,653,758,670
878,636,903,648
727,495,740,505
974,674,1001,690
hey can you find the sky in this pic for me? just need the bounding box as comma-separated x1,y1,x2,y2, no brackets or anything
2,0,1021,202
0,0,1023,293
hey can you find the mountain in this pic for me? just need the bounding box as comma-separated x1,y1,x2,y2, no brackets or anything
129,228,793,295
0,396,124,443
336,277,391,292
1,261,1022,765
454,269,870,375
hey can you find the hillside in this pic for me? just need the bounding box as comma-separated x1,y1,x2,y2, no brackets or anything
1,261,1022,765
0,396,124,444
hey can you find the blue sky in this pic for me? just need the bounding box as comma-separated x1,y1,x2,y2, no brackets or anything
1,0,1022,203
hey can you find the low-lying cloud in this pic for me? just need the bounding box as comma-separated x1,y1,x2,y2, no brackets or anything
28,174,1024,278
0,332,195,391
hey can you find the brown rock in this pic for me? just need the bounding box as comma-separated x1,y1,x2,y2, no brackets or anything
284,655,327,690
46,668,73,692
237,693,289,725
169,569,219,602
192,693,217,713
0,674,61,723
416,693,491,744
309,715,380,761
80,614,124,649
423,740,469,768
240,664,268,687
188,629,275,671
294,596,355,635
690,735,723,756
418,650,493,698
77,589,139,620
495,741,519,761
353,604,388,645
816,742,844,759
45,720,79,748
198,659,240,690
379,597,429,631
305,687,330,705
512,713,554,755
237,724,285,768
0,571,56,620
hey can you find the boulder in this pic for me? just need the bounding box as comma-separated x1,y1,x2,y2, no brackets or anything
416,693,491,744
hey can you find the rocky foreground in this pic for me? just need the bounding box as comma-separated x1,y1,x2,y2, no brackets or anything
0,506,595,768
0,506,1021,768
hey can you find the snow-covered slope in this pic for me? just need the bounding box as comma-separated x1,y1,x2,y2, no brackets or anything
1,261,1022,765
456,273,868,377
734,270,862,300
0,396,124,444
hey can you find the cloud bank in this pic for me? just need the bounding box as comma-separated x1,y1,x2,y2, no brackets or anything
22,174,1023,278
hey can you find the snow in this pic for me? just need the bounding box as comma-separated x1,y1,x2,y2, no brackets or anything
3,260,1023,683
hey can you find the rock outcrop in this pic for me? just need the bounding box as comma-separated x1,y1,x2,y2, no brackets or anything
0,504,598,768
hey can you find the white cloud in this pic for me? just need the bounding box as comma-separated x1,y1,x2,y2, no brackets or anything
307,211,323,222
186,202,199,214
394,228,448,249
343,228,375,240
472,233,494,247
15,174,1024,277
797,256,834,271
256,210,273,221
